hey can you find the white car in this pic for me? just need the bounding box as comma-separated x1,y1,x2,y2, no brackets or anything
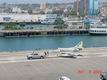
27,53,46,60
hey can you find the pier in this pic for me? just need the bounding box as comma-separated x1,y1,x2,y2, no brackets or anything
0,29,89,37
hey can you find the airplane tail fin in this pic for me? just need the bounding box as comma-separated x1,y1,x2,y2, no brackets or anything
74,41,84,50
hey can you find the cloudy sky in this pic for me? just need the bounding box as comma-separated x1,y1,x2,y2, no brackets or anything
0,0,106,4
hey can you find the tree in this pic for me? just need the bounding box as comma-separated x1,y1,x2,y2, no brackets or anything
54,18,65,29
28,9,33,14
3,23,21,30
69,10,77,16
40,11,45,14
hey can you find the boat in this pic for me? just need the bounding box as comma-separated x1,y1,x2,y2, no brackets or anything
89,22,107,35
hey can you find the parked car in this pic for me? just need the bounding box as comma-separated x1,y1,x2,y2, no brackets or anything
27,52,46,60
100,72,107,80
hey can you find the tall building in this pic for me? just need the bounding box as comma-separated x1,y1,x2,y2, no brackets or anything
74,0,99,16
40,3,47,10
73,0,80,16
79,0,88,16
88,0,99,15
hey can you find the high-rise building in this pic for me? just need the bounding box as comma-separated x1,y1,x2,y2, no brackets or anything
79,0,88,16
73,0,80,16
74,0,99,16
40,2,47,10
88,0,99,15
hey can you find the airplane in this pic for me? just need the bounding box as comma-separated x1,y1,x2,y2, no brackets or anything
58,41,84,52
57,41,84,57
59,76,71,80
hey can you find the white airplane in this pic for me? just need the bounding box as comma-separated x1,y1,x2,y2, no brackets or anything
58,41,83,52
57,41,84,57
59,76,71,80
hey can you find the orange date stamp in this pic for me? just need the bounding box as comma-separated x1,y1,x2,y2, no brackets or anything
77,69,102,75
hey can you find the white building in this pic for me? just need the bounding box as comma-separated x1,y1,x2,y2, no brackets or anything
12,7,21,13
41,14,57,24
45,8,53,14
0,13,57,24
63,17,84,29
40,3,47,10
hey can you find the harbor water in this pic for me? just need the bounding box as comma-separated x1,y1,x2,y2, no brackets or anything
0,35,107,51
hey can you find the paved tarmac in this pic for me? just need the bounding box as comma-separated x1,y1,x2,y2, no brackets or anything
0,56,107,80
0,47,107,80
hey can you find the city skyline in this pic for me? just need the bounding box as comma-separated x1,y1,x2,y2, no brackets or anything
0,0,75,4
0,0,106,4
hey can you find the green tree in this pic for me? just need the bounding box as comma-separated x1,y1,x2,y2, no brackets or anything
54,18,65,29
69,10,77,16
3,23,21,30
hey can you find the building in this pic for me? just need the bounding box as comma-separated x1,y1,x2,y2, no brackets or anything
0,7,12,13
40,3,47,10
63,16,84,29
99,2,107,16
0,7,5,13
74,0,99,16
32,9,41,14
0,13,57,24
73,0,80,16
12,7,21,13
88,0,99,15
45,8,53,14
41,14,57,24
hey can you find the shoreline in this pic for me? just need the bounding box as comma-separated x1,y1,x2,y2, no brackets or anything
0,47,107,52
0,47,107,55
0,29,89,37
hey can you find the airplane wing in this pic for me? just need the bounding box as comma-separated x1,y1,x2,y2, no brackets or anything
58,41,84,51
74,41,84,50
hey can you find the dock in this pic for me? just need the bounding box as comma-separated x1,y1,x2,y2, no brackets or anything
0,29,89,37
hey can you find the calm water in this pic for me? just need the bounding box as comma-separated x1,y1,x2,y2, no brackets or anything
0,35,107,51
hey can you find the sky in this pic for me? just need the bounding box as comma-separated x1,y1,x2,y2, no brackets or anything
0,0,106,4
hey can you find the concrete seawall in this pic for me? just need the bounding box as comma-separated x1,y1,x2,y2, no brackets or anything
0,29,89,37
